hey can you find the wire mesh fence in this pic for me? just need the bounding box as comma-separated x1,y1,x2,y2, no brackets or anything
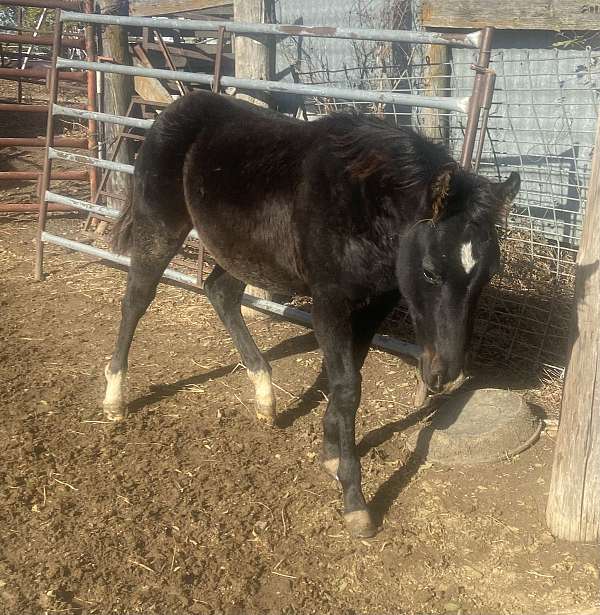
276,6,599,376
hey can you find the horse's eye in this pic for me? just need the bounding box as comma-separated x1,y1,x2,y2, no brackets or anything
423,268,441,285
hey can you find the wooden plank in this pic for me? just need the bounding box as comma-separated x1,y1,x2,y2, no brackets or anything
130,0,231,17
133,67,173,103
132,46,173,104
546,110,600,543
421,0,600,31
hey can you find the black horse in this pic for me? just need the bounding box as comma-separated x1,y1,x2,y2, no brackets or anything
105,91,520,538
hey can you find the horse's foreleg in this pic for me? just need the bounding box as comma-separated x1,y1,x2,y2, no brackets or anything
104,225,190,421
204,265,276,425
312,293,375,538
351,290,400,370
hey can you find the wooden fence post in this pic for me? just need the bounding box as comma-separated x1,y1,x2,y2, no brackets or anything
97,0,133,211
546,111,600,543
233,0,276,315
421,44,450,144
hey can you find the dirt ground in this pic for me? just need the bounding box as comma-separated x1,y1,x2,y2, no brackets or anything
0,216,599,615
1,82,599,615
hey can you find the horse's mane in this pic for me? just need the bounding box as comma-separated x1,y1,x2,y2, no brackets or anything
321,112,505,225
323,112,451,192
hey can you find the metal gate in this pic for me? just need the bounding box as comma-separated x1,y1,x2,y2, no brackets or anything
34,9,497,360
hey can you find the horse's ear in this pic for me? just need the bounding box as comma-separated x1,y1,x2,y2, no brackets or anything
430,162,457,223
494,171,521,221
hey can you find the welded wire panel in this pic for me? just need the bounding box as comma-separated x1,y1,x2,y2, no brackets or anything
298,34,598,374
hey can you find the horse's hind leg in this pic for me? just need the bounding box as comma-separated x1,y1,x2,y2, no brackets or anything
103,219,190,421
204,265,276,425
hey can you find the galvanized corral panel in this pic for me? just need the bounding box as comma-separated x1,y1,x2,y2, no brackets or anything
452,39,598,251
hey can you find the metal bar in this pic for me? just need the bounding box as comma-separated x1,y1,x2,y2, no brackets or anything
44,190,198,245
0,103,48,112
154,29,188,96
0,0,80,9
472,70,496,172
0,170,88,180
459,27,494,170
21,7,47,69
91,99,136,207
0,202,74,212
52,104,154,129
84,0,98,201
0,32,85,48
0,66,86,82
40,231,421,359
45,190,121,218
48,147,135,174
58,58,470,113
212,25,225,94
16,6,22,103
0,137,88,148
60,11,481,48
34,13,62,282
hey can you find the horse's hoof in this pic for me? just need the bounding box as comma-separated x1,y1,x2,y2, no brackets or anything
344,510,377,538
255,406,276,426
414,377,429,408
103,403,128,422
321,457,339,481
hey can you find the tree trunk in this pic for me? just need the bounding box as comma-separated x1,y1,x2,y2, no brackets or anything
546,111,600,543
97,0,133,212
233,0,277,316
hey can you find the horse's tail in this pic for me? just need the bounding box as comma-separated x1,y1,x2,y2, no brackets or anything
111,91,215,255
111,181,136,255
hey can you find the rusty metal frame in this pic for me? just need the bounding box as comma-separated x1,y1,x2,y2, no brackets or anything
459,26,494,171
0,0,97,215
35,11,64,278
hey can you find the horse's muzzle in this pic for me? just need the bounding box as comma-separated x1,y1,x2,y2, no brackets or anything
414,348,468,407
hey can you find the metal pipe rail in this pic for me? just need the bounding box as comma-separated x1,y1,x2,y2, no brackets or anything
0,137,88,147
0,0,80,9
0,32,85,48
45,190,121,218
53,104,154,130
36,9,496,361
0,66,86,82
60,11,482,49
57,58,470,113
44,190,205,244
48,147,135,174
41,230,420,359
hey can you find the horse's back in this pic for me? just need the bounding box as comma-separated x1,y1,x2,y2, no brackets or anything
177,93,316,293
134,92,422,298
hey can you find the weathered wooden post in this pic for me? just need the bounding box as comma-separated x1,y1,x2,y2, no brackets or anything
97,0,133,210
421,44,450,144
546,111,600,543
233,0,276,314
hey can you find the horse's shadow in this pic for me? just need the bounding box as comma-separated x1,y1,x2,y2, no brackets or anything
357,399,447,526
127,331,320,415
124,332,490,526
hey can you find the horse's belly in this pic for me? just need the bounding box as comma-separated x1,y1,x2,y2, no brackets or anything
196,230,306,295
214,253,303,294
